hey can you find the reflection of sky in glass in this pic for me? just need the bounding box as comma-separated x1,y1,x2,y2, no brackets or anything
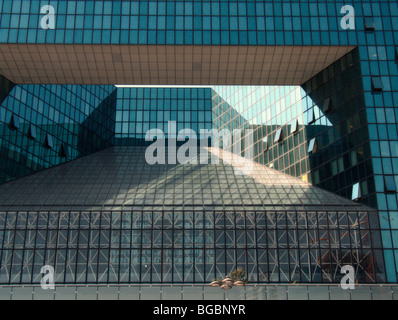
212,85,333,127
103,84,334,132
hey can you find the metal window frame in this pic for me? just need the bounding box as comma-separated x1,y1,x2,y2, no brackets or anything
0,208,382,285
290,119,299,134
59,143,69,158
9,115,20,131
308,138,317,154
352,183,361,201
274,128,283,143
365,17,375,31
371,77,383,92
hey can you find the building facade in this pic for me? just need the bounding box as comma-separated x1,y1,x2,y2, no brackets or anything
0,0,398,299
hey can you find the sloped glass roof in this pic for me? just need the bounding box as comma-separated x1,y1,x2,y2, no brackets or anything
0,146,372,213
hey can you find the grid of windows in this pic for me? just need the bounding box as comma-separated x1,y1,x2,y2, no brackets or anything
115,88,213,145
0,208,385,285
0,77,116,184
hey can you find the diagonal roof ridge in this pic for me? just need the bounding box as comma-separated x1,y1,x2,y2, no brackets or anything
0,146,375,212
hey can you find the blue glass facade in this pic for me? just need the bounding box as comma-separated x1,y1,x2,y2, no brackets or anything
212,48,398,282
0,77,116,184
0,0,397,289
213,50,371,200
115,88,213,145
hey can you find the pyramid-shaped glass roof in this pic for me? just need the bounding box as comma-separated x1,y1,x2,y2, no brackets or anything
0,146,374,213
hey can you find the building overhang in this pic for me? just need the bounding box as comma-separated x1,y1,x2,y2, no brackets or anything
0,44,355,85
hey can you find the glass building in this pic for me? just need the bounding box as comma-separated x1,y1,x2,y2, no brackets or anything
0,0,398,299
